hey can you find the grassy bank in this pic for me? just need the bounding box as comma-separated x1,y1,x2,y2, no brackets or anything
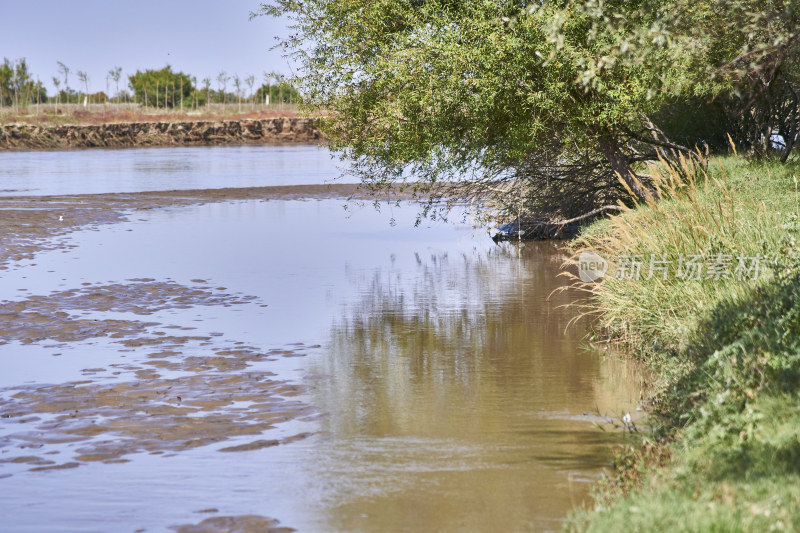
567,155,800,531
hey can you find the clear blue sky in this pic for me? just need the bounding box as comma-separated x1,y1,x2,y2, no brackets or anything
0,0,293,95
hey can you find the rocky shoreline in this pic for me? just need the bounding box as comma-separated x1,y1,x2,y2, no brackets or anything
0,117,324,151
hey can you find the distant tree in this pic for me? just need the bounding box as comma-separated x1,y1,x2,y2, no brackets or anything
261,71,272,105
31,78,47,105
233,74,242,111
0,59,13,107
109,66,122,102
202,77,211,107
57,61,70,104
128,66,193,108
216,71,229,104
76,70,89,105
255,77,300,105
11,59,31,108
88,91,108,104
245,74,255,107
51,76,61,111
188,87,207,109
260,72,286,104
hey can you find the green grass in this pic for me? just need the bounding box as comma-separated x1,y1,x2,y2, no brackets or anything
576,474,800,532
566,155,800,531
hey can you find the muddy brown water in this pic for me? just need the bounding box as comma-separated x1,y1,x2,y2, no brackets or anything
0,147,645,532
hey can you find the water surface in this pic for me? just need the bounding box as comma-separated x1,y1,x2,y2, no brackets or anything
0,144,344,196
0,148,643,532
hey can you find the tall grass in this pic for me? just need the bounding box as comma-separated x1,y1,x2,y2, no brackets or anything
566,156,800,532
573,155,793,359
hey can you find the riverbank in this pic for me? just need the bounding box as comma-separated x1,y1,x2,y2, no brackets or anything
0,117,323,150
567,155,800,531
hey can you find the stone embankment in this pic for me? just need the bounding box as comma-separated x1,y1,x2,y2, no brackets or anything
0,117,324,150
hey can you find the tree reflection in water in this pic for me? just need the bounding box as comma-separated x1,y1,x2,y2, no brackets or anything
299,242,644,532
316,240,642,443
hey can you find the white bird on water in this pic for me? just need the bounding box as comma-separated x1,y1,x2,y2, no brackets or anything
622,413,632,427
58,215,63,221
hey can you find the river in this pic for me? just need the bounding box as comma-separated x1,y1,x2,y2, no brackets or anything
0,145,643,532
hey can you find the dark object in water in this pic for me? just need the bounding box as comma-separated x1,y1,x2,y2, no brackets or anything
491,219,581,242
492,222,523,242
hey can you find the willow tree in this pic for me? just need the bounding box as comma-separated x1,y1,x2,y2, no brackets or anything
698,1,800,161
258,0,800,224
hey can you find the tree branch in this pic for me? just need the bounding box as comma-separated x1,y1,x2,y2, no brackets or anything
551,205,624,225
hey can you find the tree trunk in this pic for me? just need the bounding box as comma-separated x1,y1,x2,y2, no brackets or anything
597,131,652,202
